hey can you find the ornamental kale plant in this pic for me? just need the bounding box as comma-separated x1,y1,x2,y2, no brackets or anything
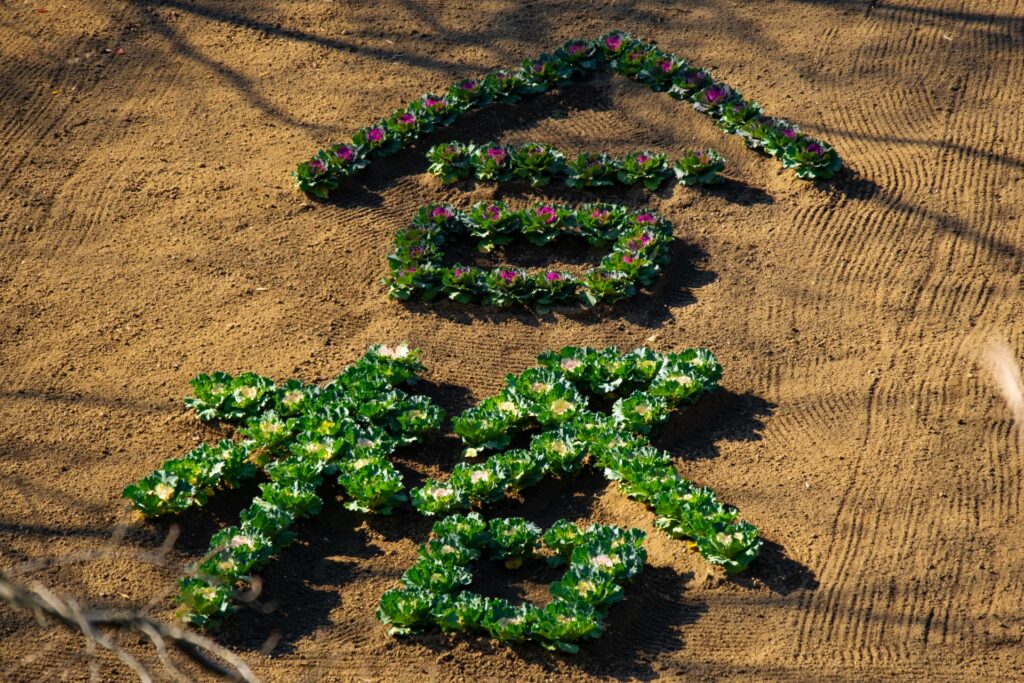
376,514,647,653
740,117,804,158
293,31,842,196
673,148,726,186
519,204,571,246
425,141,723,190
426,142,473,184
565,152,619,188
410,346,762,575
781,138,844,179
717,99,764,134
470,143,513,182
123,344,445,627
616,151,671,190
383,202,674,313
691,82,742,116
509,143,565,187
667,66,713,100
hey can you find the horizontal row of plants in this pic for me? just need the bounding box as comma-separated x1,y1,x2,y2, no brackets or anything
411,346,761,574
294,30,841,197
377,513,646,652
385,203,673,312
426,141,725,189
122,345,446,626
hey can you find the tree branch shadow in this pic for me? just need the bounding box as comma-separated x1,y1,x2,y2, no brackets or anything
658,389,774,461
730,538,819,597
695,177,774,206
808,167,1022,265
793,0,1024,36
135,0,499,75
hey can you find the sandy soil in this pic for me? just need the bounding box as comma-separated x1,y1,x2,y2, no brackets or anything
2,0,1023,680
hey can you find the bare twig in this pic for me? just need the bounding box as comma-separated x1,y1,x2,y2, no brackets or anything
0,570,258,683
983,338,1024,436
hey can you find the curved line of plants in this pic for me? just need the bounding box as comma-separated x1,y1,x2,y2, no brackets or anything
122,345,445,627
411,345,761,575
293,30,842,198
385,203,673,312
426,141,726,188
377,514,647,653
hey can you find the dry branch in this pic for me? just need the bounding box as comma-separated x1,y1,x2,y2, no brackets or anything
0,570,257,683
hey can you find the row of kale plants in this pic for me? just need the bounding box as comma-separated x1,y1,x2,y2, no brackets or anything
411,346,761,575
385,203,672,312
294,30,842,198
426,141,725,188
377,514,646,653
122,345,445,626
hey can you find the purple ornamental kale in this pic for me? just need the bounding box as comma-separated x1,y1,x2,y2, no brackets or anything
686,71,705,86
535,206,557,224
626,236,646,250
704,86,727,105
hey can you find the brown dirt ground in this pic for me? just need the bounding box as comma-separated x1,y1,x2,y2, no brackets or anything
2,0,1023,680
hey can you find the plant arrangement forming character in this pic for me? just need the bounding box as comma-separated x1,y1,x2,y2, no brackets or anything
123,344,760,644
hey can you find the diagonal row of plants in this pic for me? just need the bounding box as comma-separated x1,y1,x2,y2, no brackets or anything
294,30,841,198
412,345,761,575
